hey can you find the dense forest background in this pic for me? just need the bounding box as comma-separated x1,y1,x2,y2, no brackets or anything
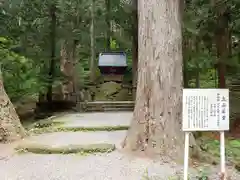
1,0,240,131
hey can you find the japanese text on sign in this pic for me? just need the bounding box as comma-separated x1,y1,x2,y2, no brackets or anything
182,89,229,131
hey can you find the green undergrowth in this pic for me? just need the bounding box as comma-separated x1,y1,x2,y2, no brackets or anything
142,138,240,179
16,143,115,154
198,137,240,161
198,136,240,171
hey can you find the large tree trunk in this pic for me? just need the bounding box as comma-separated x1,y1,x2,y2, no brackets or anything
0,76,26,142
90,0,96,82
132,0,138,100
122,0,191,160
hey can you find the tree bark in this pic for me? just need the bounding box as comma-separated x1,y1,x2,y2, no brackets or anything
122,0,192,160
90,0,96,82
0,76,26,142
132,0,138,100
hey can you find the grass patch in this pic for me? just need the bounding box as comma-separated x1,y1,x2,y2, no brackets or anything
29,125,129,134
24,115,67,130
56,125,129,132
32,121,65,128
198,136,240,171
16,143,115,154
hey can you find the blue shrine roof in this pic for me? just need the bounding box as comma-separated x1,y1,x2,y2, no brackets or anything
98,52,127,67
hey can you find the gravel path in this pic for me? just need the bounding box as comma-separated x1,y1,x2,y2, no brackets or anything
0,112,239,180
0,151,239,180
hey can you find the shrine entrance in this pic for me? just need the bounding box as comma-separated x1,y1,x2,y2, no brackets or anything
98,52,128,82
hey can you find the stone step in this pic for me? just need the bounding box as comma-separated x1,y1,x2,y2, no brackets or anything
85,107,133,112
58,113,131,130
86,105,134,109
16,131,127,154
85,101,134,105
86,102,134,106
229,84,240,90
103,107,133,111
77,101,135,112
28,112,132,133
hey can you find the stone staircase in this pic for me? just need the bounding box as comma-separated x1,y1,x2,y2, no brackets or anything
229,81,240,120
78,101,135,112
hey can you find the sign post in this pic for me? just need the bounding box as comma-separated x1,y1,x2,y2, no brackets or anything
220,131,226,176
183,132,190,180
182,89,229,180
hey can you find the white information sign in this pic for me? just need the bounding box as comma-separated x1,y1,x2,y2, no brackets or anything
182,89,229,131
182,88,229,180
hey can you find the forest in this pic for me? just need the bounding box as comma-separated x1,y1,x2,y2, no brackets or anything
0,0,240,179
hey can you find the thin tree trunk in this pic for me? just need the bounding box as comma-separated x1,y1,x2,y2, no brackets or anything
195,38,200,88
72,40,78,98
122,0,196,160
195,66,200,88
215,0,229,88
132,0,138,100
90,0,96,82
105,0,111,50
47,4,56,102
0,75,26,142
183,38,189,88
60,41,77,101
